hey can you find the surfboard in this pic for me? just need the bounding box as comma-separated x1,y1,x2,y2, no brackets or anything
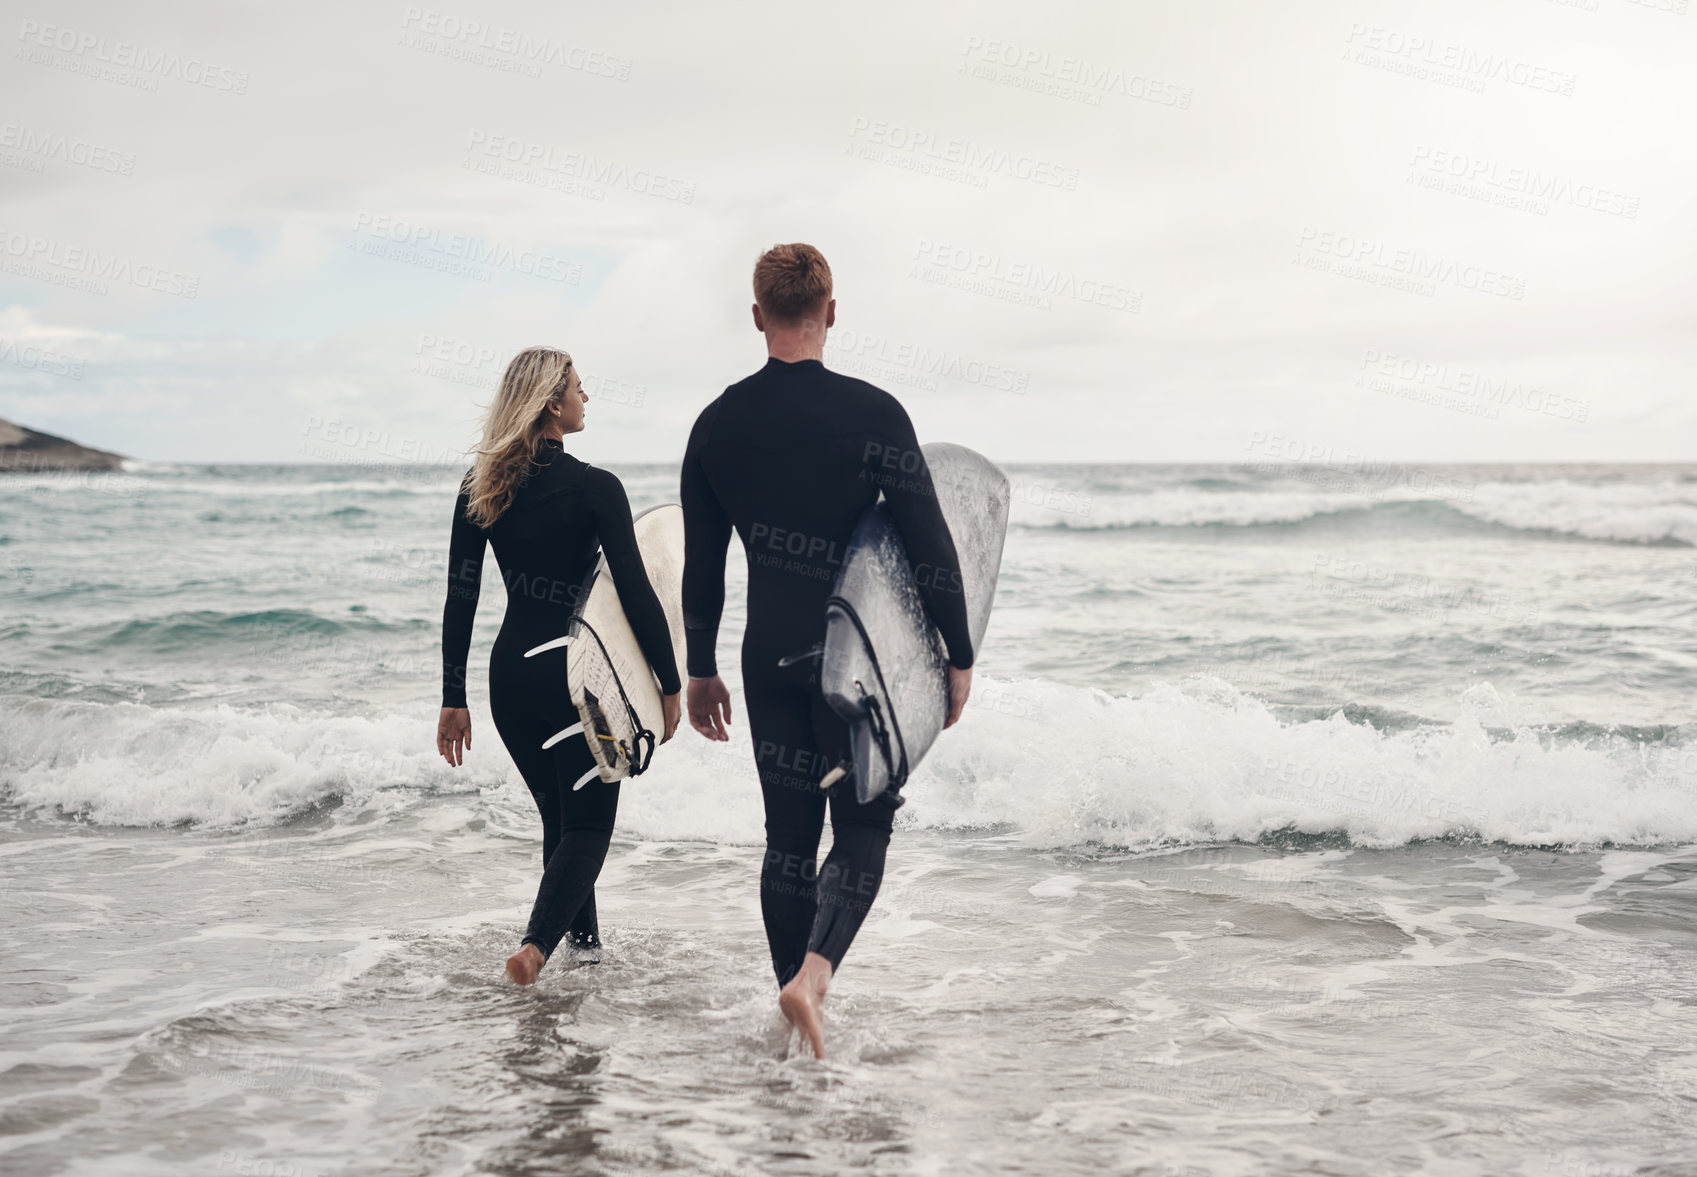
819,443,1010,805
523,502,687,789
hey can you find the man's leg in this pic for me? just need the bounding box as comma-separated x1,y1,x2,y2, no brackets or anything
807,785,895,969
746,673,830,988
805,686,892,971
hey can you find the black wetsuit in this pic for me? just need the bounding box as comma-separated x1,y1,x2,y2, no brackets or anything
443,438,680,959
681,356,974,986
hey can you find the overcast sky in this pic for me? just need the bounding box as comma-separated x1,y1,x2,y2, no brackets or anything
0,0,1691,464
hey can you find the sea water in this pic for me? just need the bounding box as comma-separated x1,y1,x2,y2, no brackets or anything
1,460,1694,1176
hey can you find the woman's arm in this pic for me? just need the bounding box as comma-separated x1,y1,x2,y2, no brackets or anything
441,483,486,709
585,466,682,697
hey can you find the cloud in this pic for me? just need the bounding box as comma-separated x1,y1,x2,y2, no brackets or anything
1,0,1692,461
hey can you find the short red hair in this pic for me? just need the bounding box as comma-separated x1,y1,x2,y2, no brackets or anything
753,243,832,323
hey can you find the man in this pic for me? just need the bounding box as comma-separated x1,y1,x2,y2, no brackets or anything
681,242,975,1059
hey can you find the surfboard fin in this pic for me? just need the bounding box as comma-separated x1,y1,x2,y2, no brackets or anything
524,635,571,658
541,721,585,751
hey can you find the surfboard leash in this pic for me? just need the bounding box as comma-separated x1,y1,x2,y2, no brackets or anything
824,595,910,798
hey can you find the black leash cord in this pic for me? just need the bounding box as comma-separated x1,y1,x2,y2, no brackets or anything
570,615,657,776
824,595,910,791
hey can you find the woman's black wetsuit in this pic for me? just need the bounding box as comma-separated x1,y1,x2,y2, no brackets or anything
680,357,974,986
442,438,680,959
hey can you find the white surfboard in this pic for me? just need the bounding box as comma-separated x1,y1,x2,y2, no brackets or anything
524,502,687,789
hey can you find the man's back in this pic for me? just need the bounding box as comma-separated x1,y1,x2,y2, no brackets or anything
680,356,974,678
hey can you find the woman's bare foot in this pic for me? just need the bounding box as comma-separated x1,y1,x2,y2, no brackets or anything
505,943,545,985
777,952,834,1059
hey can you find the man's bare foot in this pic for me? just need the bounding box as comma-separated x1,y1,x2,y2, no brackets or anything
777,951,833,1059
505,943,545,985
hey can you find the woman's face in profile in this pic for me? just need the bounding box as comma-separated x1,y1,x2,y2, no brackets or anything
554,366,588,434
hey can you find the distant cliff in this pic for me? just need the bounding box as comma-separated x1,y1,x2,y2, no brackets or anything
0,417,126,472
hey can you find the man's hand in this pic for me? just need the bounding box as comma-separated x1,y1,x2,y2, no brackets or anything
437,706,472,766
944,665,973,729
660,692,681,743
688,675,734,741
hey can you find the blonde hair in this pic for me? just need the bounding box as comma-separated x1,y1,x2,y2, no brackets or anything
464,346,573,528
753,243,832,323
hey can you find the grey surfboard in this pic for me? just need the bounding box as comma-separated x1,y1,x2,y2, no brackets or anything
819,443,1010,805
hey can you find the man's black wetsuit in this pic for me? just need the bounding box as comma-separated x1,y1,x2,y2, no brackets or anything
443,438,680,959
681,356,974,986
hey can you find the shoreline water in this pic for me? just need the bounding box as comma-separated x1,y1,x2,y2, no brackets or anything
1,460,1693,1174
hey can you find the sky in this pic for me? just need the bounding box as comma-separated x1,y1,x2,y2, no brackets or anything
0,0,1692,464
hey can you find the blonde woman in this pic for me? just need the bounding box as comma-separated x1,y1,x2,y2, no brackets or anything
436,347,681,985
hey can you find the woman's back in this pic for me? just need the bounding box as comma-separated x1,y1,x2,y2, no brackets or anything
442,438,679,709
473,440,601,633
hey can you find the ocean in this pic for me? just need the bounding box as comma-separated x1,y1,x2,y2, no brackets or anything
2,458,1695,1177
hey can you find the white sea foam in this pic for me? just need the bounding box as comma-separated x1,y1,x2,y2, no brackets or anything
1462,479,1697,546
0,698,501,828
6,678,1691,848
1010,476,1697,546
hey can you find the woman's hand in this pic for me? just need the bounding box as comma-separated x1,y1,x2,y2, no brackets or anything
687,676,734,742
437,707,472,766
660,692,681,743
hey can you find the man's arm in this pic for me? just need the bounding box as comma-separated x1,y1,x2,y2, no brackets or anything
869,402,974,671
680,401,732,678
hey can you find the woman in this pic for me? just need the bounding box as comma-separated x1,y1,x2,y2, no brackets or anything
436,346,681,985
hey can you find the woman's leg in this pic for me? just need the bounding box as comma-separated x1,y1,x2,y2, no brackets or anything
519,738,620,958
490,669,609,960
516,758,602,950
